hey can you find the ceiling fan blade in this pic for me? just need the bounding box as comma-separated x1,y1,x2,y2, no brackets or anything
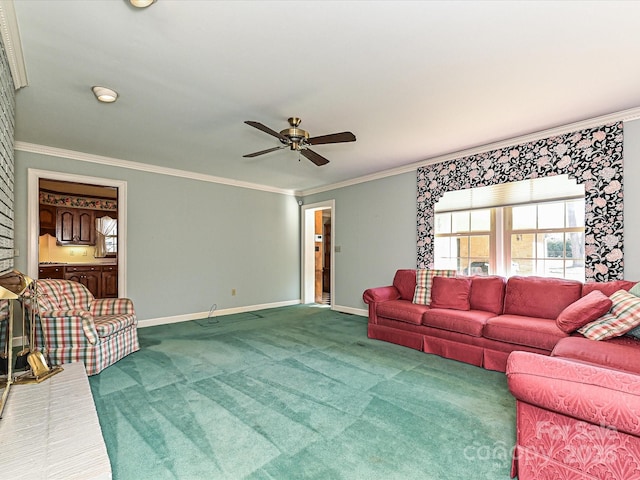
301,149,330,166
243,146,286,158
307,131,356,145
245,121,289,142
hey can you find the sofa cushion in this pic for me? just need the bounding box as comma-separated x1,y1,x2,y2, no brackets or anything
552,336,640,375
430,276,471,310
578,289,640,341
556,290,613,333
469,276,506,315
484,314,568,351
503,276,582,320
422,309,495,337
412,269,456,305
377,300,430,325
392,269,418,301
581,279,637,297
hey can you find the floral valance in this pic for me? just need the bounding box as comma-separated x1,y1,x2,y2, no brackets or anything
416,122,623,282
40,192,117,211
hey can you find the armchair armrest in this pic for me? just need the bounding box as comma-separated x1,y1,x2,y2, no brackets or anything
507,351,640,437
36,309,99,346
363,286,401,304
90,298,135,317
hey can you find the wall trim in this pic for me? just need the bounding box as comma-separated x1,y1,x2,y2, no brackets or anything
332,305,367,317
15,142,296,197
0,0,27,89
300,106,640,196
137,299,301,328
16,107,640,198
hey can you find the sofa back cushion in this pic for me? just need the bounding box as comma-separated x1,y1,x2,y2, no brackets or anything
582,280,637,297
393,269,417,301
469,276,506,315
430,276,472,310
412,269,456,305
503,276,582,320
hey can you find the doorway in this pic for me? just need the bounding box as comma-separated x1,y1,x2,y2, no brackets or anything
27,169,128,297
301,200,334,307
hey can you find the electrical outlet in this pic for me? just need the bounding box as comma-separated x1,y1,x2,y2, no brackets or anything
70,249,75,256
231,288,236,296
13,248,19,257
82,249,87,256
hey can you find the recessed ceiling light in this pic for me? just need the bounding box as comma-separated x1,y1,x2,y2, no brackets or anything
130,0,156,7
92,86,118,103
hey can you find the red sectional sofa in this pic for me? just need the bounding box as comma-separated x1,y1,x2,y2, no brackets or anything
364,269,640,480
363,269,639,372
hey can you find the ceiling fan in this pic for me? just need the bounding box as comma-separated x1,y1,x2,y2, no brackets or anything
243,117,356,166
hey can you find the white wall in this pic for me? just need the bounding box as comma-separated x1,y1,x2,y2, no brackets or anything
14,151,301,321
304,172,417,311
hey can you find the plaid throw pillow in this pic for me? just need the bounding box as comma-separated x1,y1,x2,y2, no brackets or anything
413,269,456,305
578,289,640,341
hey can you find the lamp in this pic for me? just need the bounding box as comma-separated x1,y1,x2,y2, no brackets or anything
130,0,156,7
92,86,118,103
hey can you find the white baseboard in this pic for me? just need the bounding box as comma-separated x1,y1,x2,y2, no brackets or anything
137,299,301,328
332,305,367,317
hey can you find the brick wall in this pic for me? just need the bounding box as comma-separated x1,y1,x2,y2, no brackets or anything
0,39,15,275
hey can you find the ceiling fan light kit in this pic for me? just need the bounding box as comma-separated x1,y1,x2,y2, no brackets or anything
244,117,356,166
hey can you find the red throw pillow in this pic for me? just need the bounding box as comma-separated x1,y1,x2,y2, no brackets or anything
556,290,613,333
430,276,472,311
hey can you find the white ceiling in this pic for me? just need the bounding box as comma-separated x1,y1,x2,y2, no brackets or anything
10,0,640,193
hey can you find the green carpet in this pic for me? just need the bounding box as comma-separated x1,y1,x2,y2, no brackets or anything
89,305,516,479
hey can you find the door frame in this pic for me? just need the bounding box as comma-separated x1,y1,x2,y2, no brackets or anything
27,169,128,297
300,199,334,307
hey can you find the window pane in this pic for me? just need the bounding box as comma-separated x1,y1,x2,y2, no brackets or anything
538,232,565,258
514,259,534,276
467,260,489,275
451,212,469,233
566,199,585,228
435,213,451,234
542,259,564,277
566,232,585,261
538,202,565,229
469,236,489,257
512,205,536,229
512,233,534,259
565,261,585,282
434,237,455,257
470,209,490,231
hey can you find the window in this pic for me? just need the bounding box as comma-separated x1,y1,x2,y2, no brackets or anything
508,199,585,281
434,176,585,281
434,209,493,275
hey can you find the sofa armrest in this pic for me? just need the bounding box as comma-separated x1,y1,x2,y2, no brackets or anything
507,351,640,437
363,286,401,304
36,309,99,346
90,298,135,317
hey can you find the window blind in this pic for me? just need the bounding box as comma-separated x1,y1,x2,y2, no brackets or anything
435,175,584,213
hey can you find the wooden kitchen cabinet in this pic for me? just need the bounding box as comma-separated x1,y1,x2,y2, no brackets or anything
101,265,118,298
57,208,96,245
39,205,57,236
38,265,65,279
64,265,101,298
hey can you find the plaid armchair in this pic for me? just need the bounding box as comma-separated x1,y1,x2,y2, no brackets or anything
26,279,139,375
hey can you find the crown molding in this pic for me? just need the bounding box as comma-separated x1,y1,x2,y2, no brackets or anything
16,106,640,198
0,0,27,89
14,142,296,196
300,106,640,197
